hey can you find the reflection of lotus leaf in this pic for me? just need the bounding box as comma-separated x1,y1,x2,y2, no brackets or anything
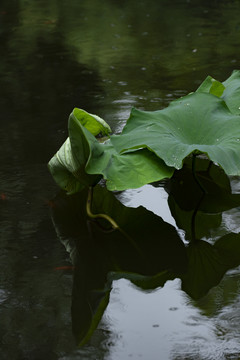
165,157,240,239
182,235,240,299
166,157,240,213
52,185,240,345
51,186,186,345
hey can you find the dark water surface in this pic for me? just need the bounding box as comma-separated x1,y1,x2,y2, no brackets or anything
1,1,240,359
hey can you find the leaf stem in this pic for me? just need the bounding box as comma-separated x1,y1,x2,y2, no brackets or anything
86,186,119,229
86,186,143,255
190,191,205,242
192,154,207,194
191,154,207,242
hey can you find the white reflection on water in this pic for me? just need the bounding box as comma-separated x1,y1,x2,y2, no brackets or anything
117,184,176,227
102,278,240,360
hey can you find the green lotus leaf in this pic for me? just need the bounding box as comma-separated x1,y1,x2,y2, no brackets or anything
111,92,240,175
196,75,225,97
196,70,240,115
48,107,111,194
48,138,88,194
72,107,112,136
87,146,174,191
222,70,240,115
49,108,174,193
71,111,174,191
48,110,102,194
49,71,240,194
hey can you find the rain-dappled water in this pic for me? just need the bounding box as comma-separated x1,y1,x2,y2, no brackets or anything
1,1,240,359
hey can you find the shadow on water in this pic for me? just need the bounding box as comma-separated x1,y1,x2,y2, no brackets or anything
51,157,240,354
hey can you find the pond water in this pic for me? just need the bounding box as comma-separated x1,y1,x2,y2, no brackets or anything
1,0,240,359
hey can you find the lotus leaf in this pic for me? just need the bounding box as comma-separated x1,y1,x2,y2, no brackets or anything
49,108,174,192
222,70,240,115
196,75,225,97
197,70,240,115
111,92,240,175
49,71,240,193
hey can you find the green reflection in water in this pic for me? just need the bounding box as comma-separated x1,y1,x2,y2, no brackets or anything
52,157,240,346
